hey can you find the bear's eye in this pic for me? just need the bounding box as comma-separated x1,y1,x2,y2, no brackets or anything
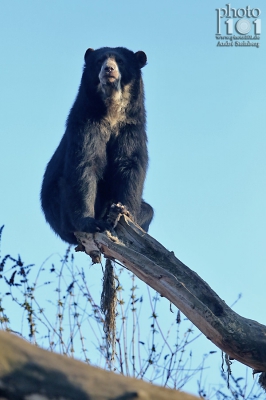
96,58,104,66
116,58,124,65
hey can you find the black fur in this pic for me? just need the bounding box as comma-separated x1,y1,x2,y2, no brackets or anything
41,47,153,245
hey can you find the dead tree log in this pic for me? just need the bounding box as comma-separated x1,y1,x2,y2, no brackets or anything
0,330,198,400
76,215,266,382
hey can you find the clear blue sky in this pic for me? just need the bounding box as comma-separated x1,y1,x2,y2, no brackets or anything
0,0,265,396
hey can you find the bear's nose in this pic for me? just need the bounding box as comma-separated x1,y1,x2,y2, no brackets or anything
104,66,114,72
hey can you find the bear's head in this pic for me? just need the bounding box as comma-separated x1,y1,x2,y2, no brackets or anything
83,47,147,96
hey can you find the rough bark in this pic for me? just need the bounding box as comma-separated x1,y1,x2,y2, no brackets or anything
0,330,198,400
76,215,266,375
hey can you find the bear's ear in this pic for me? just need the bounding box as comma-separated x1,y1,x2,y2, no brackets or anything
135,51,147,69
84,48,94,62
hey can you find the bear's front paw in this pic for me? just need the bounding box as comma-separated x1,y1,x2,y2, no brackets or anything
107,203,134,228
94,219,111,233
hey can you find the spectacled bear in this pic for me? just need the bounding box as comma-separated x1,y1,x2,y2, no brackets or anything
41,47,154,245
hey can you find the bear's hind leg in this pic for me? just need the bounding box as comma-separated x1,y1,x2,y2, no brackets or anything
138,200,154,232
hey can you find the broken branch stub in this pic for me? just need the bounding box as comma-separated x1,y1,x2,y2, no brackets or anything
74,232,101,264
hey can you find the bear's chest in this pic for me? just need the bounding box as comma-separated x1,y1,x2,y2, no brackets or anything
100,82,133,131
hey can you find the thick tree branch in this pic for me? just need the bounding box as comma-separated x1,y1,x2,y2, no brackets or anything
76,215,266,374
